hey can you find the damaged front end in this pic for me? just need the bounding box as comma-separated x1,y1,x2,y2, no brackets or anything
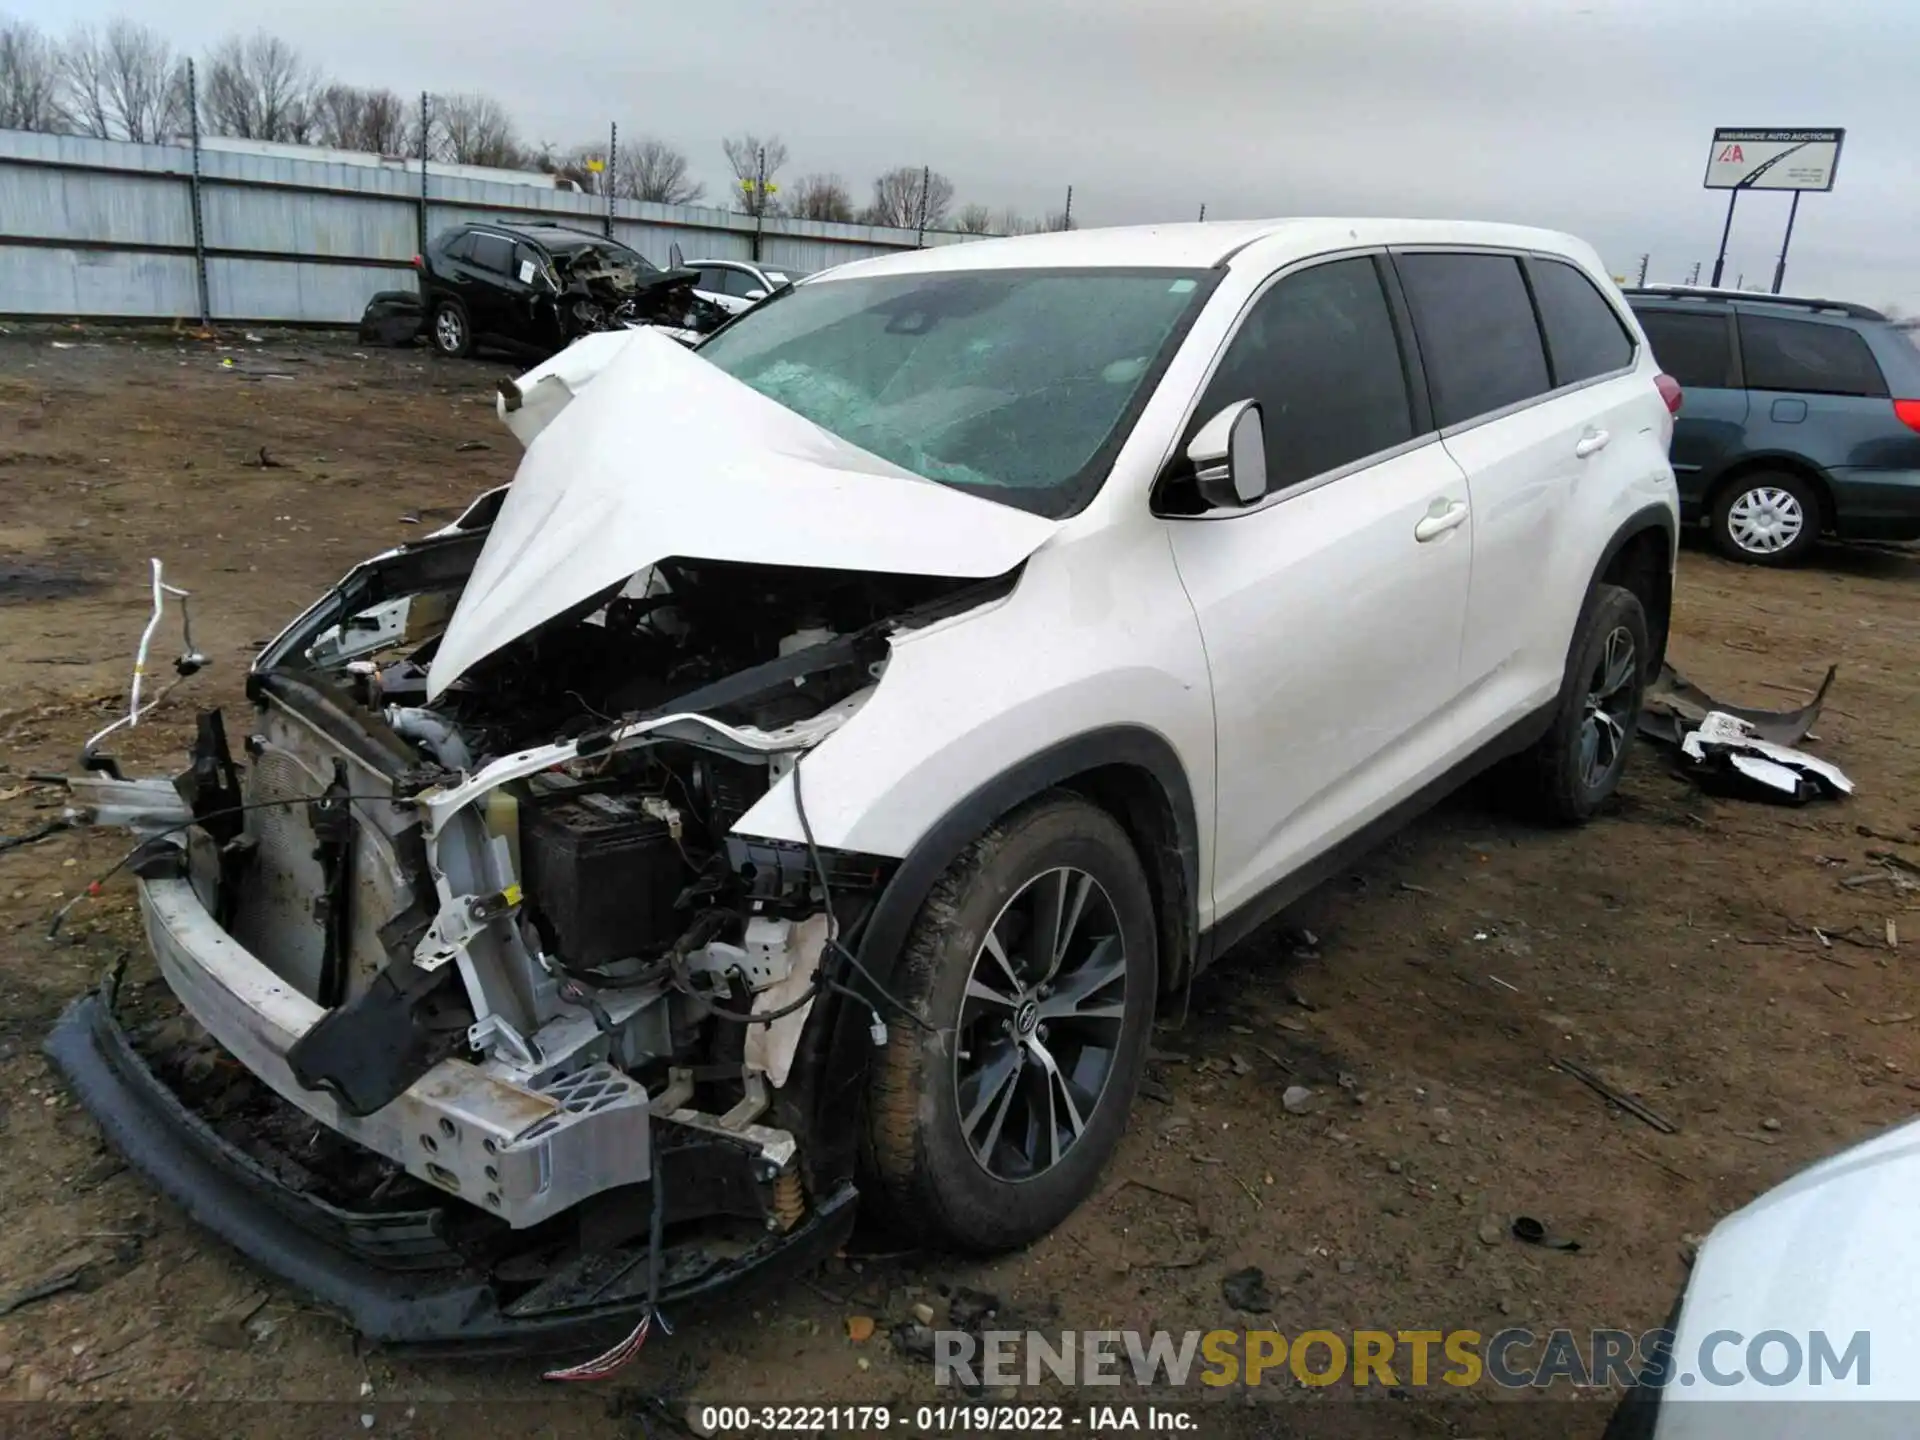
48,495,1014,1353
553,246,726,346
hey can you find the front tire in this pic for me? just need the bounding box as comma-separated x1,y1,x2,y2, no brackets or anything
1508,583,1650,824
863,794,1157,1252
1711,471,1820,565
430,299,473,358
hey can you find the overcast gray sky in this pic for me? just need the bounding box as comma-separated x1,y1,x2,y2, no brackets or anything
19,0,1918,308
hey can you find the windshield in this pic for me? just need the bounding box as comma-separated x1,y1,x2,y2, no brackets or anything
553,238,655,273
695,268,1213,516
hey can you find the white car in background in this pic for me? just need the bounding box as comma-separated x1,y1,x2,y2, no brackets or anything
687,257,795,315
55,218,1681,1356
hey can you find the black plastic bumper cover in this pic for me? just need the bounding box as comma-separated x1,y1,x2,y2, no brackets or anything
45,988,858,1358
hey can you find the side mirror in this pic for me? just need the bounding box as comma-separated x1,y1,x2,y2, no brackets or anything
669,242,685,269
1185,400,1268,508
743,287,768,302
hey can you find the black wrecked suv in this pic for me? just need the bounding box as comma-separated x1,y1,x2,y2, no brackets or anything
416,222,727,360
1625,288,1920,564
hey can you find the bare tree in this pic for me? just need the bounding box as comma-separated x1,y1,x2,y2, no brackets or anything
435,92,527,168
866,166,954,229
0,18,66,132
56,25,110,136
789,172,855,223
202,31,318,141
953,203,994,235
721,132,788,216
310,84,409,154
59,20,185,142
618,137,703,204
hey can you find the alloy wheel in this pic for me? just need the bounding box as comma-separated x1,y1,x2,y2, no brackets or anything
1726,485,1805,556
953,867,1128,1182
435,309,464,353
1578,626,1637,790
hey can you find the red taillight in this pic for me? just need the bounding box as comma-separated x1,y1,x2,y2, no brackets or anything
1655,373,1683,415
1894,399,1920,434
411,254,423,269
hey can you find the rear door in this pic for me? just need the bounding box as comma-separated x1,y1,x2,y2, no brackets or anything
1633,305,1747,510
1734,311,1894,476
464,231,517,337
1164,253,1473,921
1394,249,1643,718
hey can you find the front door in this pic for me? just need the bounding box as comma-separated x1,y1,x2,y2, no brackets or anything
1164,254,1473,923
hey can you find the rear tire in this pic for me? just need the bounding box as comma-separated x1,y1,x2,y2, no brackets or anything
1711,471,1820,565
863,794,1157,1252
1507,583,1649,824
430,299,473,358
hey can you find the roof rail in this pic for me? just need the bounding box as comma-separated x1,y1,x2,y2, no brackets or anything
479,217,607,237
1623,287,1886,322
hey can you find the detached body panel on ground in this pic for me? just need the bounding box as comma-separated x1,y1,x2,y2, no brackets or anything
50,218,1679,1352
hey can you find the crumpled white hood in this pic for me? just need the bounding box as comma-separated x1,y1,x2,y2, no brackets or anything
428,328,1058,698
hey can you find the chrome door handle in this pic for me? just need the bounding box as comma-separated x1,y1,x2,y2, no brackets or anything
1414,502,1469,542
1574,429,1611,458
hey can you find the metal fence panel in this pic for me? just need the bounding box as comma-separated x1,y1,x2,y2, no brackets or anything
0,244,198,317
0,126,988,325
0,163,191,247
203,184,418,263
205,257,416,325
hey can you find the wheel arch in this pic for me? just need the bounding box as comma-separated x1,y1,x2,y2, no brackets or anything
791,726,1200,1201
855,726,1200,999
1585,503,1677,677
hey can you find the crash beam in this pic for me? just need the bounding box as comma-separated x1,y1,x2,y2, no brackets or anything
136,873,650,1228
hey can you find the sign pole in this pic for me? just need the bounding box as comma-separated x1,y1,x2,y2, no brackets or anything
1709,189,1739,288
1770,191,1802,295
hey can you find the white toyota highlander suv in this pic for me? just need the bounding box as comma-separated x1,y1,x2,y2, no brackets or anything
54,219,1681,1358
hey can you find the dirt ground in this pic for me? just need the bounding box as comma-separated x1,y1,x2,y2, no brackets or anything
1,327,1915,1438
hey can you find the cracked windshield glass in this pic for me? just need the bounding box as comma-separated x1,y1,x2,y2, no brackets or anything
696,269,1208,515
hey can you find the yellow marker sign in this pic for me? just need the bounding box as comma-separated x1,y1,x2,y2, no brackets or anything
585,158,605,173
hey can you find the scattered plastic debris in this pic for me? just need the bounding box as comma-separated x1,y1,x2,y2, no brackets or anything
1641,661,1836,747
1680,712,1853,802
1641,663,1850,803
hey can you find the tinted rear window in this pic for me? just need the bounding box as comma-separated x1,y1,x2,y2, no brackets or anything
470,233,514,274
1531,259,1634,384
1396,252,1551,427
1739,315,1888,397
1634,310,1735,389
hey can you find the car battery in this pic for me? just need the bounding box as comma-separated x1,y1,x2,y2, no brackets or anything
519,789,685,968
